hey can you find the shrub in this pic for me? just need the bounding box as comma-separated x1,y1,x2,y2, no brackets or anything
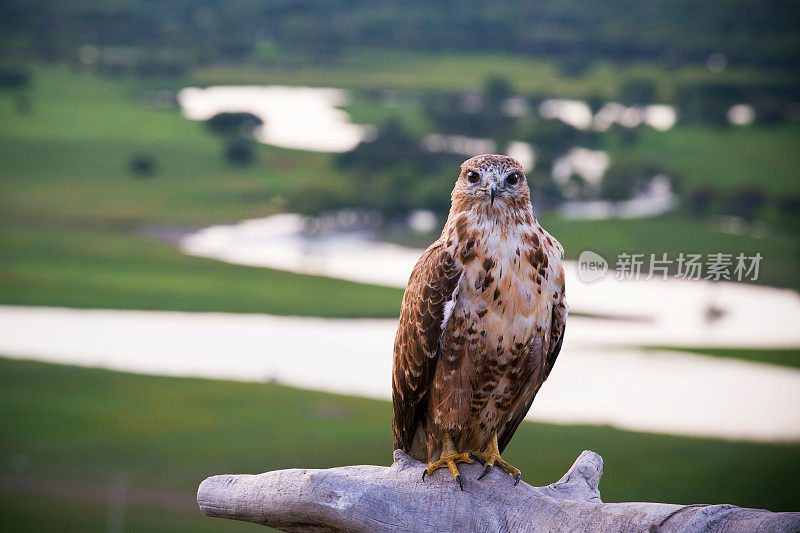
0,68,31,90
776,195,800,232
128,153,156,177
686,188,717,217
225,139,255,165
206,112,263,137
599,162,665,202
620,78,658,105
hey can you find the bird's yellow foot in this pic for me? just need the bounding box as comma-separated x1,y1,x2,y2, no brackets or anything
421,432,474,491
422,452,474,490
468,433,522,485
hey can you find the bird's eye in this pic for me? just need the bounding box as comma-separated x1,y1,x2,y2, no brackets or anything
506,172,520,185
466,170,480,183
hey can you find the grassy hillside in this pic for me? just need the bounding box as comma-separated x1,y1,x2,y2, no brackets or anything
0,357,798,532
604,124,800,195
0,66,403,317
191,52,793,100
0,66,339,227
1,65,798,317
0,225,402,316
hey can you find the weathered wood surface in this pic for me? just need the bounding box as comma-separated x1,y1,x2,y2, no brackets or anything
197,449,800,532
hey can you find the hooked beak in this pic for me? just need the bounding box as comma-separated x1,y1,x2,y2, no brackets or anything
489,182,498,205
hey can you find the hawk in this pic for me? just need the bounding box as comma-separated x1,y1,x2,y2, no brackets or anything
392,154,567,489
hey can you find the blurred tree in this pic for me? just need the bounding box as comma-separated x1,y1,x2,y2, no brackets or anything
206,112,263,166
600,165,641,201
620,79,658,105
335,119,460,220
727,187,766,221
0,68,32,114
529,118,600,149
751,96,786,125
206,112,263,137
484,76,513,106
523,117,601,177
685,187,716,217
224,138,255,165
677,85,734,126
337,119,420,172
422,77,518,142
585,95,606,114
0,68,30,89
676,82,800,126
776,195,800,232
528,172,564,211
599,162,666,201
604,123,639,145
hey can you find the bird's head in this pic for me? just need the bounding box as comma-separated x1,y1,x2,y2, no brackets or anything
451,154,530,212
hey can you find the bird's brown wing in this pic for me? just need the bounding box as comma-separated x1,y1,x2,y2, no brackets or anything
392,241,461,454
497,300,566,454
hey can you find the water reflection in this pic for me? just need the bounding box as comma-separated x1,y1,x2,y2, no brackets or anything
178,85,372,152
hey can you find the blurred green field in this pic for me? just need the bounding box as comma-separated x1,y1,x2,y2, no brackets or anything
1,65,798,315
190,51,787,100
0,357,798,532
545,214,800,290
647,347,800,370
0,66,404,317
0,225,402,316
604,124,800,195
0,66,340,227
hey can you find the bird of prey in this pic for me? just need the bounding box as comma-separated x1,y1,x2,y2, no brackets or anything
392,154,567,490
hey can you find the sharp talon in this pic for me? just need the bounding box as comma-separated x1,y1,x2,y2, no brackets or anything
477,464,492,480
422,470,427,481
468,453,484,465
514,473,521,486
456,474,463,491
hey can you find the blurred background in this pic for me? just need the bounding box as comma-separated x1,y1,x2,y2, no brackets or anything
0,1,799,531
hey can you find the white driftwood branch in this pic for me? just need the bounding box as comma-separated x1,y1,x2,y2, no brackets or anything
197,450,800,532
